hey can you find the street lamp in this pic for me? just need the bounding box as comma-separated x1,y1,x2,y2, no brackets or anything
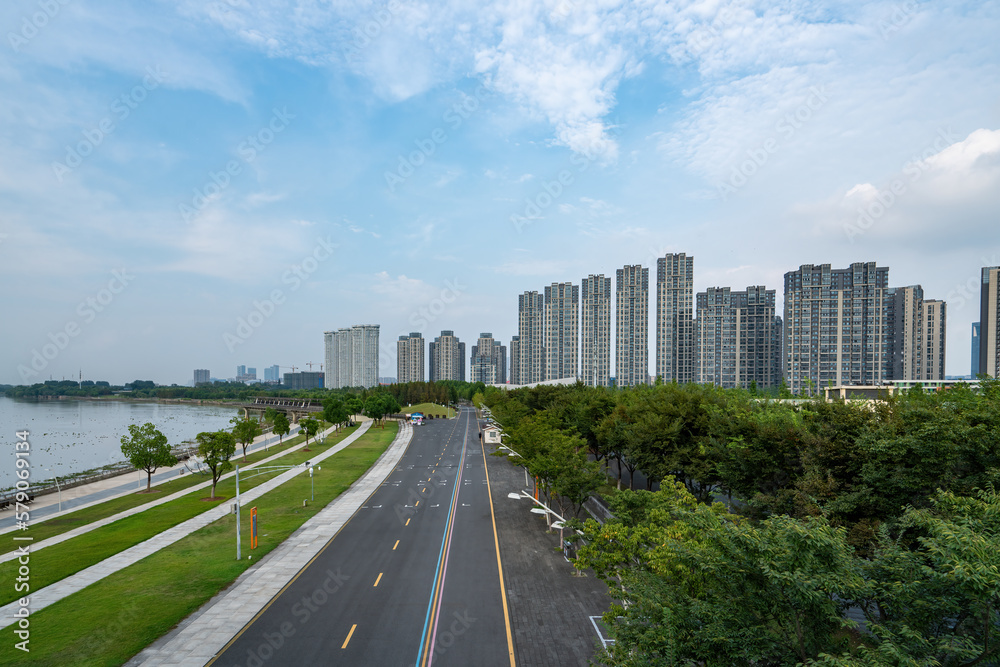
508,490,577,554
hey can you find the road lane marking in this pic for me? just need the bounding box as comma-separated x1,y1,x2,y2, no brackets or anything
417,408,470,666
482,415,517,667
406,518,411,526
374,573,383,587
393,540,399,550
342,624,357,649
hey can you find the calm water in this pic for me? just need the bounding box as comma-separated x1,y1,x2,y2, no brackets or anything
0,396,241,489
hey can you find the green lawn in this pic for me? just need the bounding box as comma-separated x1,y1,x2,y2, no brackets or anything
402,402,455,418
0,425,327,557
0,422,397,667
0,423,351,606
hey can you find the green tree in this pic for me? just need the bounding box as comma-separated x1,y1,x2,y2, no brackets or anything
272,412,290,445
196,430,236,500
322,396,349,427
299,417,320,448
345,396,363,423
230,415,261,462
120,422,177,491
576,481,863,666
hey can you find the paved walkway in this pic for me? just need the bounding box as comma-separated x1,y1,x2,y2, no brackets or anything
0,421,383,630
0,423,345,564
129,421,414,666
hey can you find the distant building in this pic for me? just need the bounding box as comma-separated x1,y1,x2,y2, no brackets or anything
581,274,612,387
378,377,397,385
193,369,210,385
616,265,649,387
544,282,579,380
429,330,465,382
263,365,280,383
695,286,782,389
784,263,946,393
510,335,520,385
656,253,695,384
397,332,425,384
324,325,380,388
471,333,507,384
283,371,324,390
515,291,544,384
972,322,981,377
236,365,256,383
981,267,1000,378
887,286,946,382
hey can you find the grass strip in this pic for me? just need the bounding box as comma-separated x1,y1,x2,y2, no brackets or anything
1,425,330,557
403,402,455,418
0,424,351,606
0,422,397,667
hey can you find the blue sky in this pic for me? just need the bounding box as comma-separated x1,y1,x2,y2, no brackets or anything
2,0,999,385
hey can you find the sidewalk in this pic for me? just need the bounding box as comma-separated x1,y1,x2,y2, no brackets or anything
0,422,344,564
0,420,384,630
129,421,414,666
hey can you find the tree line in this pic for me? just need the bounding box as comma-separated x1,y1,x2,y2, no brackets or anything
483,378,1000,665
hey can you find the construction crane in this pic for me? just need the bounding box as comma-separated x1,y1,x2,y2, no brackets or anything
305,362,324,372
279,365,298,373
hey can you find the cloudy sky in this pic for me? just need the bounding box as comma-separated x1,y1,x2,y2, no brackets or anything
2,0,998,386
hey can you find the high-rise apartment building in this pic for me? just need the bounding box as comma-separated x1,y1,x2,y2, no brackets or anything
396,332,425,384
429,331,465,382
981,267,1000,378
972,322,981,377
510,336,520,385
471,333,507,384
283,371,324,390
887,286,947,382
616,265,649,387
695,286,782,389
784,263,891,393
544,282,579,380
263,365,280,383
193,369,210,385
324,325,380,388
581,274,612,387
656,253,695,383
515,291,544,384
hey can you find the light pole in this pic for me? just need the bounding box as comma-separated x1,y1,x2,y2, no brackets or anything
235,461,315,560
508,491,580,560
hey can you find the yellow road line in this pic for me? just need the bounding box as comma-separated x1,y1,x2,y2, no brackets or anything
342,624,357,649
482,424,517,666
374,573,383,587
393,539,399,550
405,518,411,526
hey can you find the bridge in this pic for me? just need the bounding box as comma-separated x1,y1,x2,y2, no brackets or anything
240,397,324,423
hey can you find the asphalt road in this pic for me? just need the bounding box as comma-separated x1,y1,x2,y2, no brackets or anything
211,407,515,667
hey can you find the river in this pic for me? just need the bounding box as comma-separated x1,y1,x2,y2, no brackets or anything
0,396,241,490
